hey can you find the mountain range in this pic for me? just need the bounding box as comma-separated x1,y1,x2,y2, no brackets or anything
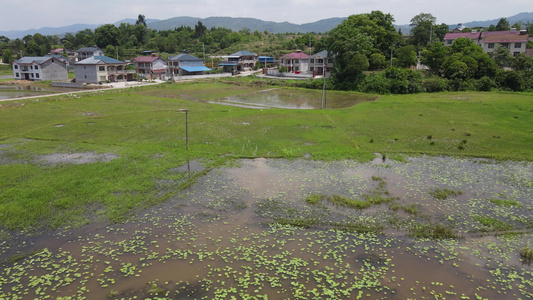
1,12,532,39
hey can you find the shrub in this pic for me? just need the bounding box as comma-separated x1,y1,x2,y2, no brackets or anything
360,72,390,94
476,76,494,91
422,77,448,92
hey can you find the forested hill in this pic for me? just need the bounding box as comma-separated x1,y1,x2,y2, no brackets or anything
0,17,347,39
147,16,347,33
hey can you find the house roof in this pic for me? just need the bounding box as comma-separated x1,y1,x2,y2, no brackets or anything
76,56,125,65
310,50,328,58
482,33,529,43
282,52,310,59
14,56,67,65
76,47,102,53
229,51,257,57
132,56,162,63
443,32,481,40
181,66,212,72
167,54,202,61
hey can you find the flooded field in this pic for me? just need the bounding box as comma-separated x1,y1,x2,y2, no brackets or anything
1,156,532,299
212,88,377,109
0,85,79,100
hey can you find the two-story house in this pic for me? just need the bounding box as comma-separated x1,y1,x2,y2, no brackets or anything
12,56,68,81
481,29,529,57
167,53,211,76
132,55,167,80
75,47,104,62
279,50,310,73
444,29,529,57
219,51,258,72
443,31,482,46
308,50,333,77
74,55,134,84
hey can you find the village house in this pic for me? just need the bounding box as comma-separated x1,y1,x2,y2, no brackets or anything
75,47,104,62
74,55,134,84
132,54,167,80
279,50,309,74
308,50,332,77
443,31,482,46
443,29,529,57
167,53,211,77
481,29,529,57
219,51,258,72
12,56,68,81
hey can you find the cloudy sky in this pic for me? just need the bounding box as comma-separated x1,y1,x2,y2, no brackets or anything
1,0,532,31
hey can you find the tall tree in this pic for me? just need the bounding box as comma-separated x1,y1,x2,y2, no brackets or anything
495,18,511,31
95,24,119,48
135,14,147,27
410,13,437,48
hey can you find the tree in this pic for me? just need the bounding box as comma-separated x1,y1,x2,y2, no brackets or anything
369,53,386,70
194,21,207,38
420,42,449,75
512,53,533,71
395,45,417,68
2,48,13,64
495,18,511,31
104,45,116,58
135,14,147,27
95,24,119,48
492,45,513,68
410,13,437,48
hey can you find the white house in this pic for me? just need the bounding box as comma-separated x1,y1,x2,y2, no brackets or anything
74,56,134,84
12,56,68,81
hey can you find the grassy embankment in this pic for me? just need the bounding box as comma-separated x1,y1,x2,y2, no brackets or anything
0,80,532,231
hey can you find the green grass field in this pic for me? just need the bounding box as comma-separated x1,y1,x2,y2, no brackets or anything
1,80,532,231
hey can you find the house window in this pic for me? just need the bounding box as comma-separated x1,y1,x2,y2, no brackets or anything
36,73,39,78
35,65,39,70
514,52,520,57
501,43,509,49
446,40,453,45
14,65,18,69
515,43,522,48
99,66,105,71
295,59,299,64
310,59,315,63
488,43,494,49
15,73,19,77
317,59,324,64
310,67,314,71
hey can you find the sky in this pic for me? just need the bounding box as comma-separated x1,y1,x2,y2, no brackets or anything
1,0,532,31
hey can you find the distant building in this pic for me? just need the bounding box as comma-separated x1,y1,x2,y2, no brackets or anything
167,53,211,76
443,31,482,46
443,29,529,57
219,51,258,72
481,29,529,57
75,47,104,62
309,50,332,77
132,55,167,80
279,50,309,73
12,56,68,81
74,56,134,84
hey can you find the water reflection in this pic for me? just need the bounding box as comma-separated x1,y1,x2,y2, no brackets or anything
213,88,377,109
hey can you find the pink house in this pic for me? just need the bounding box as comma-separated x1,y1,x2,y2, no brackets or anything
279,50,310,73
132,54,167,80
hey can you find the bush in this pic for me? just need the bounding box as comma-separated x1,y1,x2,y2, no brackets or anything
475,76,494,91
360,72,390,94
422,77,448,92
496,70,524,91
